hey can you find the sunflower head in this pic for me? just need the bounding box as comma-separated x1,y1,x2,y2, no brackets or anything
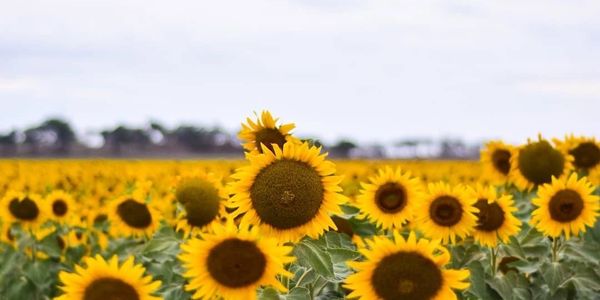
356,166,421,230
554,135,600,171
45,190,77,224
230,141,345,242
481,141,513,182
345,231,470,300
179,221,294,300
511,136,573,190
531,173,599,239
467,185,521,247
0,191,47,230
56,255,161,300
174,172,228,235
415,182,477,244
238,110,299,154
108,195,159,238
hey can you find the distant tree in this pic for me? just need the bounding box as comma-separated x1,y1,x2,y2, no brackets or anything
331,139,357,158
0,130,17,156
41,118,76,154
101,125,151,155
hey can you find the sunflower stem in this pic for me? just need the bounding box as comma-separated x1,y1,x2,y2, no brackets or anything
551,236,561,262
489,246,498,275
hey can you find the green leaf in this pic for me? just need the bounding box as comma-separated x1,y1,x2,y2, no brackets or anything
258,287,281,300
293,239,335,280
540,262,572,295
328,248,360,264
284,287,310,300
466,261,500,300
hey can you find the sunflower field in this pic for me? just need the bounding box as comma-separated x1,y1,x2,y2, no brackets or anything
1,111,600,300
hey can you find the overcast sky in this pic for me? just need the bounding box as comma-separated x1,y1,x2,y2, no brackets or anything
1,0,599,144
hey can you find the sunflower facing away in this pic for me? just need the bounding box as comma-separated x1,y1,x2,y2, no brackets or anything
415,182,477,244
179,221,294,300
480,141,513,183
174,171,229,236
0,191,47,230
510,136,573,190
466,185,521,247
229,141,345,241
345,231,470,300
530,173,599,239
56,255,161,300
355,166,421,230
238,110,299,154
108,195,160,238
554,134,600,173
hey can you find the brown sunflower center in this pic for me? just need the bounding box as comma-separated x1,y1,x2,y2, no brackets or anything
517,141,565,185
57,236,66,250
176,178,221,228
52,200,68,217
83,277,139,300
254,128,287,153
8,197,39,221
491,149,511,175
548,189,584,222
332,215,354,237
570,142,600,169
371,251,443,300
93,214,108,225
250,159,324,229
116,199,152,229
473,199,505,231
429,196,463,226
375,182,407,213
206,238,267,288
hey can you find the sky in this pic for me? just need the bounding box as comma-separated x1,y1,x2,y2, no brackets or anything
1,0,599,145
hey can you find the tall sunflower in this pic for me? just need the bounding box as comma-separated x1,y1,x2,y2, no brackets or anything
530,174,599,239
108,195,160,238
179,221,294,300
480,141,513,183
174,171,229,236
238,110,299,154
510,136,573,190
415,182,477,244
355,166,421,230
0,191,47,230
345,231,469,300
466,185,521,247
45,190,77,224
230,142,345,242
56,255,161,300
554,134,600,173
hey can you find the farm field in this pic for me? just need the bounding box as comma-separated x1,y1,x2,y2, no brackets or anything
1,112,599,300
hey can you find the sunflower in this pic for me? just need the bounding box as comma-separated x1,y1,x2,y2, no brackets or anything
466,185,521,247
179,221,294,300
174,171,229,236
238,110,299,154
415,182,477,244
0,191,47,230
108,195,160,238
480,141,513,183
345,231,469,300
554,134,600,173
530,173,599,239
355,166,421,230
45,190,77,224
510,136,573,190
56,255,161,300
229,142,345,241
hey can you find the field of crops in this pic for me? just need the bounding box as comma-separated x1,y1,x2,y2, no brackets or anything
1,112,599,300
